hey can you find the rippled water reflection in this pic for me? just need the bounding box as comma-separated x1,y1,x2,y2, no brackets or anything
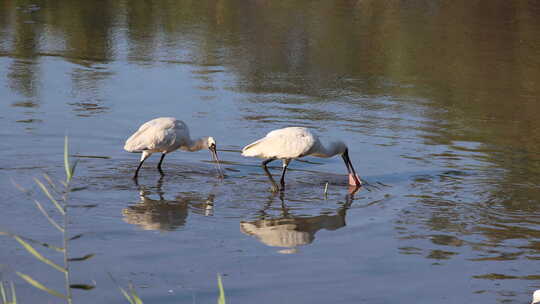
1,0,540,303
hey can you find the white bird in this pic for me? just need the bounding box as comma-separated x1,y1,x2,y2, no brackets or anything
533,289,540,304
124,117,221,179
241,127,362,190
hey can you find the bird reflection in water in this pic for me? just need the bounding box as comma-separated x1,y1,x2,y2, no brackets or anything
123,177,215,231
240,191,356,254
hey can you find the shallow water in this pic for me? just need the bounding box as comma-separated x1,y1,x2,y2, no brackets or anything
1,1,540,303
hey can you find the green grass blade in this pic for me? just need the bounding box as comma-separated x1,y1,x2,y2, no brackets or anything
9,282,16,304
0,281,18,304
128,283,143,304
133,295,143,304
13,236,67,273
16,272,66,299
0,231,64,252
108,273,138,304
42,174,59,194
1,281,7,304
217,274,226,304
34,178,65,215
64,136,72,182
32,199,64,232
119,286,134,304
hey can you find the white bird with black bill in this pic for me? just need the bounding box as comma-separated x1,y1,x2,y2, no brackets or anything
241,127,362,191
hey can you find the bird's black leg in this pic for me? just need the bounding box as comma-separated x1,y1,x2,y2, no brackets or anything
157,153,166,175
279,159,291,190
133,159,146,180
261,158,279,192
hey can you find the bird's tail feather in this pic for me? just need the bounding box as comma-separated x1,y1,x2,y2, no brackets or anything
241,139,264,157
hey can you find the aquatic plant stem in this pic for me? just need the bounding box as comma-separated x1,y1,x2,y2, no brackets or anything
62,185,72,304
62,135,73,304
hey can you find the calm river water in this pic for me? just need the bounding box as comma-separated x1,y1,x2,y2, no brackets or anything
1,1,540,303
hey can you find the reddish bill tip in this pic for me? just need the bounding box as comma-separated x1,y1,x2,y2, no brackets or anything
348,173,362,186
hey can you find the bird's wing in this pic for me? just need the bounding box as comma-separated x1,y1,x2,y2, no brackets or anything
124,118,184,152
241,137,266,156
242,127,315,159
124,121,156,152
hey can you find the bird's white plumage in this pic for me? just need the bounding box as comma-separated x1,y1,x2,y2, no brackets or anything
124,117,221,179
124,117,190,153
241,126,361,189
242,127,317,159
533,289,540,304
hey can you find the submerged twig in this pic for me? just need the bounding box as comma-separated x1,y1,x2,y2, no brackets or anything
70,154,110,159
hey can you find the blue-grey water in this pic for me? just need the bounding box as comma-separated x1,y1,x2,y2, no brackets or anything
1,1,540,303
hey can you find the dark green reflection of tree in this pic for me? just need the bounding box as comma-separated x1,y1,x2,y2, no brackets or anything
7,5,43,99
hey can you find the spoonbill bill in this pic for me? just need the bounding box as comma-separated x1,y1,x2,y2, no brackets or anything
241,127,362,191
124,117,221,179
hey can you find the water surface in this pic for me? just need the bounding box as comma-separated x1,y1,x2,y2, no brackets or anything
1,1,540,303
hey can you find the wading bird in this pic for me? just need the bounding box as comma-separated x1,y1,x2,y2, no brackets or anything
533,290,540,304
241,127,362,191
124,117,221,179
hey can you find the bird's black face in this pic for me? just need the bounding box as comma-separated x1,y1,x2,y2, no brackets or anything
342,149,362,187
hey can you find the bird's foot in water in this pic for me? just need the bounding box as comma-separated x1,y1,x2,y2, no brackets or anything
270,184,281,192
348,185,360,195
